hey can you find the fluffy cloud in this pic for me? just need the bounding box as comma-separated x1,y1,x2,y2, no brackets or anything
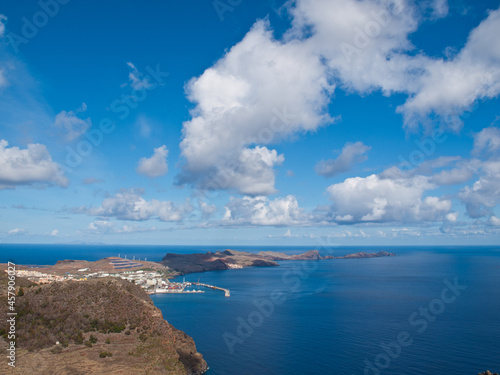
473,126,500,155
289,0,420,94
325,174,451,223
315,141,371,177
459,127,500,218
136,145,168,178
429,160,477,186
446,212,458,222
291,0,500,131
53,104,91,141
0,14,6,37
178,1,500,195
87,220,157,234
0,140,68,189
223,195,309,226
84,190,191,222
178,20,332,195
397,8,500,130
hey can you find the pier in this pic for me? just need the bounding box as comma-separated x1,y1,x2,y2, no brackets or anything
192,282,230,297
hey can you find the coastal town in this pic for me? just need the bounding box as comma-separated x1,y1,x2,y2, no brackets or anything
13,257,230,297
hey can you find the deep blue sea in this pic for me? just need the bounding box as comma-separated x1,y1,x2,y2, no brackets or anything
1,244,500,374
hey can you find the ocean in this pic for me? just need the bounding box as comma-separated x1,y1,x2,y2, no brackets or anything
2,244,500,374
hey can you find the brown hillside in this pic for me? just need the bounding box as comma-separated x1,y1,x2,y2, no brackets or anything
0,276,207,375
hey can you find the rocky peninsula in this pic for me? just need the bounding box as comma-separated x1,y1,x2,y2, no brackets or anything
160,249,395,275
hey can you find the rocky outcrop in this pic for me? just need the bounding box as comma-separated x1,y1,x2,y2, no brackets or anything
330,250,395,259
0,276,207,375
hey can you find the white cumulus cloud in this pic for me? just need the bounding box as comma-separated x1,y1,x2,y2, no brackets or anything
178,20,332,195
0,140,68,189
87,220,158,234
397,8,500,130
178,0,500,195
83,190,191,222
136,145,168,178
325,174,451,223
223,195,309,226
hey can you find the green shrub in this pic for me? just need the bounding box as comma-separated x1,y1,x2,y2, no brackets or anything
51,345,63,354
73,331,84,344
99,351,112,358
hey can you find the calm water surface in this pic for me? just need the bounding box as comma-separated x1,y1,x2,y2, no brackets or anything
151,246,500,375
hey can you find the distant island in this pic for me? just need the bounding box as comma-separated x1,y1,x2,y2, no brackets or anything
160,249,396,275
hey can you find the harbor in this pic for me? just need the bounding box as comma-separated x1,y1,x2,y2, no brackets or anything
148,278,230,297
192,281,230,297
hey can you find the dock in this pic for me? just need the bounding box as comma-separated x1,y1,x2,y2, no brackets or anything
192,282,230,297
148,288,205,295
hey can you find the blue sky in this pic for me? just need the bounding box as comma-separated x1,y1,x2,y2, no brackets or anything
0,0,499,246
